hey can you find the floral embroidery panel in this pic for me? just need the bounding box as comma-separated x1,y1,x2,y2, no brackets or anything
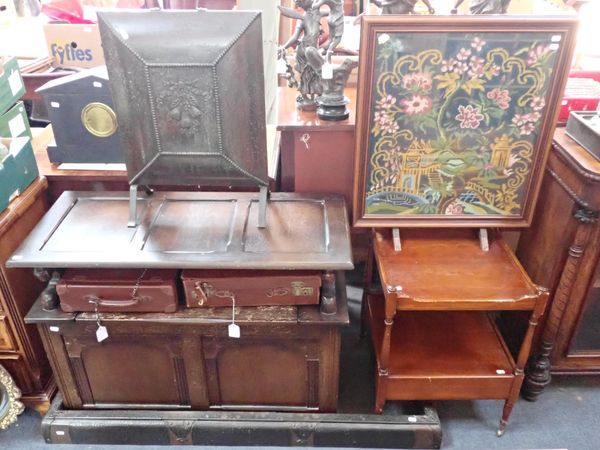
366,32,559,217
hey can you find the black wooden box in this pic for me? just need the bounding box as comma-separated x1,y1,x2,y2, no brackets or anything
37,66,124,164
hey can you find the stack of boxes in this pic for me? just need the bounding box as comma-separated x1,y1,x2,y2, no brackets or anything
0,56,39,213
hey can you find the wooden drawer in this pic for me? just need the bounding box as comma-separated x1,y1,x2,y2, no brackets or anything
0,314,16,351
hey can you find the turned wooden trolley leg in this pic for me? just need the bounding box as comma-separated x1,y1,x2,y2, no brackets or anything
498,369,522,436
498,287,549,436
374,317,392,414
375,298,396,414
374,378,386,414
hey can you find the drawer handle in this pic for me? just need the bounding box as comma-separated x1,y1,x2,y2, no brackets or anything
85,295,141,307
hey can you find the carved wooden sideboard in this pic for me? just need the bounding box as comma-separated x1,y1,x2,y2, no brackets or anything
518,128,600,400
9,190,353,414
27,284,347,413
0,178,56,415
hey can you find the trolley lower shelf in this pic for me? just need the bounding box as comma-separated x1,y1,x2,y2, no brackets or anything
368,293,518,401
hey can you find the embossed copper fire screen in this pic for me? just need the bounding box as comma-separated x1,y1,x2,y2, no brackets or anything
97,10,268,189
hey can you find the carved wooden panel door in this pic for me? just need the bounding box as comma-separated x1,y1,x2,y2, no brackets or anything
201,327,340,412
59,323,207,409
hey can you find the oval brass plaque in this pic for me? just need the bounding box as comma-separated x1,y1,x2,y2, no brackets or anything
81,102,117,138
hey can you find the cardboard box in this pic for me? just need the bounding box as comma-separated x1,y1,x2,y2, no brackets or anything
0,137,39,213
0,0,17,22
0,101,32,139
44,23,105,69
0,57,25,116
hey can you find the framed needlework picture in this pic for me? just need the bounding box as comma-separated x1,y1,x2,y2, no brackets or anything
353,16,578,227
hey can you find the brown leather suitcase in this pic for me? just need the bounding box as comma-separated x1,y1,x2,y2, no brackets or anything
56,269,178,313
181,270,322,307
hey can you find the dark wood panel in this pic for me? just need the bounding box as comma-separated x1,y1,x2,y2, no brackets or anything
8,191,353,270
518,128,600,401
571,267,600,352
63,332,194,406
207,339,313,408
293,130,355,210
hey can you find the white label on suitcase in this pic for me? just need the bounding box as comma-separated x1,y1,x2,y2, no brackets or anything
228,323,240,339
96,325,109,342
8,114,25,137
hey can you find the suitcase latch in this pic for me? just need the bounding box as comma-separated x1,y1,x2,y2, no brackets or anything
193,282,235,306
291,282,314,297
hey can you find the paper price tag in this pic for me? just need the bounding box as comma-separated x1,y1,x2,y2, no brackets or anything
228,323,240,339
8,114,25,137
322,63,333,80
96,325,109,342
8,71,22,96
276,58,287,74
378,34,390,45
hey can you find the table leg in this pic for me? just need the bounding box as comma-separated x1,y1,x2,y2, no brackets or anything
499,287,548,436
375,298,396,414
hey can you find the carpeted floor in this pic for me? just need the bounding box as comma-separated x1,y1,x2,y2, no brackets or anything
4,375,598,450
2,286,599,450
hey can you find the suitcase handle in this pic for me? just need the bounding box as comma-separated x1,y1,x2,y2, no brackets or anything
85,295,141,307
